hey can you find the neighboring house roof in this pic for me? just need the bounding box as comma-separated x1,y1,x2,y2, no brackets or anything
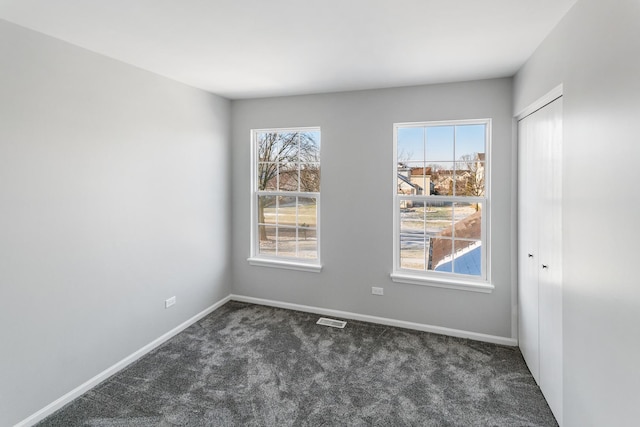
397,173,422,191
429,210,482,275
433,169,471,177
434,242,481,275
409,167,432,176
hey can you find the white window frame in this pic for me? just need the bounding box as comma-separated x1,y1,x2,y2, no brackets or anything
247,127,322,273
390,119,493,293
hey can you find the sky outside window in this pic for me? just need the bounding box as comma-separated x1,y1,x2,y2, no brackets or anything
398,124,485,165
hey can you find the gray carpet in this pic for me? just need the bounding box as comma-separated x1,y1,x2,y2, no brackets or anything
37,301,558,426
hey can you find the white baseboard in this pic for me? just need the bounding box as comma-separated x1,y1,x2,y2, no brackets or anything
15,295,231,427
230,294,517,347
18,293,516,426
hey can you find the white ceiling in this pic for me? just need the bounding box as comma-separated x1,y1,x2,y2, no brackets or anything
0,0,577,99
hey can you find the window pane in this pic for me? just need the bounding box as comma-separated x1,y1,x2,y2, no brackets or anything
258,225,276,256
455,124,485,160
398,127,424,163
455,158,485,197
453,240,482,276
298,228,317,259
426,126,454,162
257,196,276,225
301,131,320,163
257,133,279,162
258,163,277,190
278,133,299,163
277,227,297,257
428,237,453,272
400,202,425,233
394,121,487,280
300,163,320,192
398,161,425,195
253,127,320,263
278,163,298,191
429,162,455,196
424,166,436,196
474,162,485,197
298,197,317,228
400,233,425,270
276,196,297,226
425,203,453,235
453,203,482,240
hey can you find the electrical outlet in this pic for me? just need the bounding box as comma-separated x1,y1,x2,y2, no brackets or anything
372,287,384,296
165,296,176,308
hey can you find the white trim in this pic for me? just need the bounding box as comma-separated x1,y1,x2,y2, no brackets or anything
15,295,231,427
392,118,491,283
251,126,321,134
516,84,563,121
17,292,517,426
484,119,492,282
511,118,520,342
397,194,485,203
247,257,323,273
250,127,322,264
390,272,494,293
394,118,492,128
230,294,516,346
511,84,564,344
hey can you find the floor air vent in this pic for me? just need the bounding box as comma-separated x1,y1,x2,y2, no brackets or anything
316,317,347,328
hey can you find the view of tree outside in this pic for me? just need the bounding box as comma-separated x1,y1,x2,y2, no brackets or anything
254,129,320,260
396,122,487,277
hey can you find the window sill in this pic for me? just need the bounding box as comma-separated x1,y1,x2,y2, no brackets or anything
390,272,494,293
247,257,323,273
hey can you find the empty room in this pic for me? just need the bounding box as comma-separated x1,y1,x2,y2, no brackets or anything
1,0,638,426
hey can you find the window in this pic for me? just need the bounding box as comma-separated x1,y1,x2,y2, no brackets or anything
249,127,321,272
391,120,492,292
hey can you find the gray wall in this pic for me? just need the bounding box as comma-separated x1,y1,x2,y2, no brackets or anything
0,20,231,426
514,0,640,425
231,78,515,338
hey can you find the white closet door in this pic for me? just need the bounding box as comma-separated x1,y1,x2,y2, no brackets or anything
536,97,563,423
518,113,540,383
518,96,563,425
